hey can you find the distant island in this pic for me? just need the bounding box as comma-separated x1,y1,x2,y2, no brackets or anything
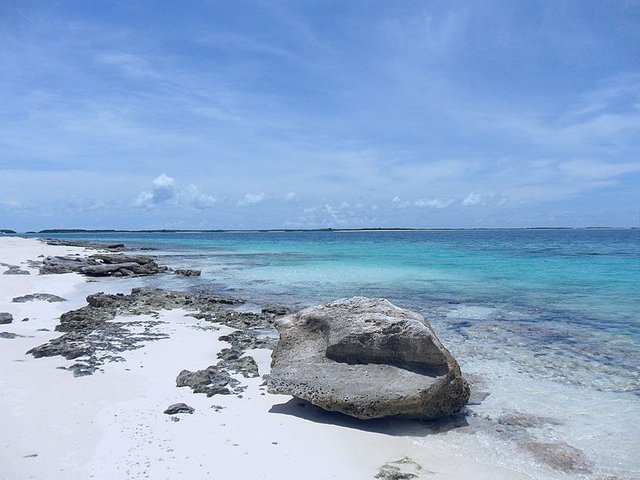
32,226,632,234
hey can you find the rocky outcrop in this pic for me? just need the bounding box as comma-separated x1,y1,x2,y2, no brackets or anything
268,297,469,420
40,253,167,277
174,269,201,277
163,403,195,415
43,239,126,251
12,293,66,303
27,287,280,377
176,366,242,396
3,265,30,275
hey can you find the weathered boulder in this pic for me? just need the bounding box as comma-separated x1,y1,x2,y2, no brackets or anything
0,312,13,324
163,403,195,415
268,297,469,420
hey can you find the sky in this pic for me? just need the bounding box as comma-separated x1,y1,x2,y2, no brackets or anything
1,0,639,230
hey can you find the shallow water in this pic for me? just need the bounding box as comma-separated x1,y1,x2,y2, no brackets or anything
31,229,640,478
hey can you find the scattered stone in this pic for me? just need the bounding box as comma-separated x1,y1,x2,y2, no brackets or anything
376,457,432,479
216,351,260,378
26,287,278,381
21,318,29,322
261,305,290,316
22,453,38,458
3,266,30,275
170,416,180,422
0,332,25,339
0,312,13,324
268,297,470,420
175,269,201,277
523,441,591,473
498,412,561,428
176,366,241,397
164,403,195,415
12,293,67,303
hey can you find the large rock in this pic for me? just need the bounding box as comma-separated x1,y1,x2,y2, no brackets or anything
268,297,469,420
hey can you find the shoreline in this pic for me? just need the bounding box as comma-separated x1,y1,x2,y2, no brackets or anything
0,236,626,479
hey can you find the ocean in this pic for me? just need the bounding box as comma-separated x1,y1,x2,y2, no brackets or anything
30,229,640,478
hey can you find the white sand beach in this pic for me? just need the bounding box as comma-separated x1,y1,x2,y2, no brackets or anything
1,236,560,480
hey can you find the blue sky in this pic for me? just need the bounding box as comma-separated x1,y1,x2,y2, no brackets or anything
1,0,639,230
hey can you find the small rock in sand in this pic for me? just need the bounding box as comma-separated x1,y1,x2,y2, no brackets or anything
3,266,30,275
0,332,24,339
164,403,195,415
0,312,13,324
12,293,67,303
376,457,433,479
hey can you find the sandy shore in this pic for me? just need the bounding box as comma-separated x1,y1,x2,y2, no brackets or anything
0,236,554,480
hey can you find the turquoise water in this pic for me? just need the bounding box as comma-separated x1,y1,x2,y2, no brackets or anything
30,229,640,477
34,230,640,381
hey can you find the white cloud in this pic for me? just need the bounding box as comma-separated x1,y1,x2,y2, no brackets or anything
462,193,482,206
285,192,298,202
181,184,217,209
237,192,265,207
134,174,217,210
413,198,454,208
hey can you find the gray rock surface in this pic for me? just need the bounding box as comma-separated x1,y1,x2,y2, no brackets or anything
174,269,201,277
164,403,195,415
0,312,13,324
268,297,469,420
3,266,30,275
1,332,24,339
12,293,67,303
40,254,167,277
26,287,279,381
176,366,241,397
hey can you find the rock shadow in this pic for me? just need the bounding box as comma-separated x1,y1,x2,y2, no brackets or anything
269,398,470,437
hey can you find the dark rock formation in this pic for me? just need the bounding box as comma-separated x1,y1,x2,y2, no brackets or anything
268,297,470,420
12,293,67,303
376,457,430,479
26,287,278,379
40,253,167,277
43,239,126,251
217,349,260,378
0,312,13,324
3,266,30,275
164,403,195,415
1,332,24,339
174,269,201,277
176,366,241,396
